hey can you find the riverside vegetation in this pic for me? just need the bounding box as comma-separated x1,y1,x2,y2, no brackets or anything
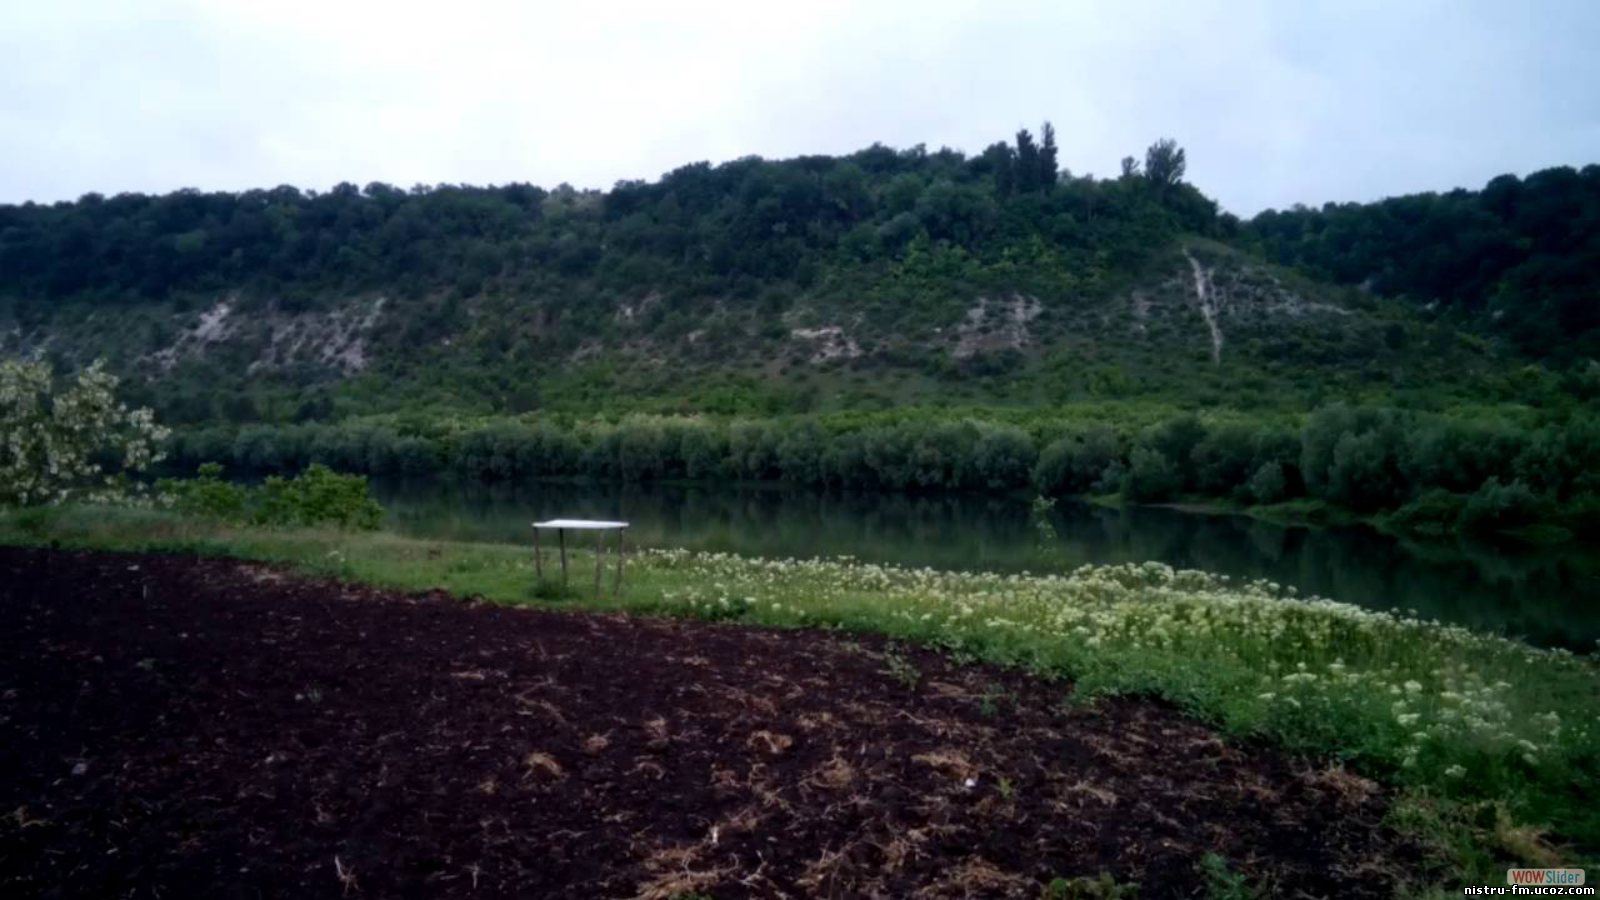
5,130,1596,540
164,404,1600,542
1,359,1597,890
4,129,1600,892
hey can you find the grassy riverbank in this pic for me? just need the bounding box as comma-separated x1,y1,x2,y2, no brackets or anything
4,505,1596,890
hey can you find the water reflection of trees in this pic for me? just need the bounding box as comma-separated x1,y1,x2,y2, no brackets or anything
373,478,1599,651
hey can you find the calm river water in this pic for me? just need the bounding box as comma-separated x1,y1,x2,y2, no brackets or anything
371,478,1600,652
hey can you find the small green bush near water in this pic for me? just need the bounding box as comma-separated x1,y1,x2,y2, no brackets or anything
160,463,251,520
160,463,381,530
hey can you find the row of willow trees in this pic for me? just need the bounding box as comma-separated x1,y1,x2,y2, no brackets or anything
167,407,1600,537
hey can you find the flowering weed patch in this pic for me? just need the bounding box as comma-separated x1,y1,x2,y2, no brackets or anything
636,550,1599,872
646,552,1592,766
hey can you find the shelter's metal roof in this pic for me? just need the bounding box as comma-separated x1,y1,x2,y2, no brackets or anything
532,519,629,530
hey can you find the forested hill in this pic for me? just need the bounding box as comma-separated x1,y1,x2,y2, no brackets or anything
1242,166,1600,360
0,126,1596,425
0,129,1214,305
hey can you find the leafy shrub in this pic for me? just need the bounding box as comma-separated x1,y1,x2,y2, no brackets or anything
1513,419,1600,500
680,427,727,480
776,422,827,485
617,423,668,480
1404,420,1525,494
1561,491,1600,536
1034,428,1120,496
1246,461,1288,505
971,427,1036,491
1121,447,1181,503
1198,854,1258,900
1458,478,1549,536
157,463,382,529
1191,424,1257,496
254,465,383,530
1301,405,1377,497
1142,414,1207,490
1326,430,1408,513
159,463,250,522
1043,873,1140,899
1096,459,1127,494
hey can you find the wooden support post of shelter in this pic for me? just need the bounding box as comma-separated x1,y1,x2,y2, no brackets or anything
532,519,630,598
613,529,624,598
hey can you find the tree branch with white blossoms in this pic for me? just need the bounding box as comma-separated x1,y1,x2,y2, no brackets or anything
0,358,171,508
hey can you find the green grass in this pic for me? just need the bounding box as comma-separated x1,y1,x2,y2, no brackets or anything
3,504,1596,892
1198,854,1259,900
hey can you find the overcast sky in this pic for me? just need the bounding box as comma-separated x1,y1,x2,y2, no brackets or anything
3,0,1598,215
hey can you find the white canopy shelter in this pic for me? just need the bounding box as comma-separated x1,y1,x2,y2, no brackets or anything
532,519,630,597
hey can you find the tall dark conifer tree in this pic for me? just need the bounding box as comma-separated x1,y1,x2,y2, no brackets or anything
1014,129,1040,193
1039,121,1059,190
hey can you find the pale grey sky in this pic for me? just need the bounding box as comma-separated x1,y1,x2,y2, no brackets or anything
2,0,1598,214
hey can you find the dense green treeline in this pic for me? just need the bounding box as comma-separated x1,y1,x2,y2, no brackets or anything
167,406,1600,539
1,129,1251,427
8,125,1596,367
1242,165,1600,358
0,127,1213,319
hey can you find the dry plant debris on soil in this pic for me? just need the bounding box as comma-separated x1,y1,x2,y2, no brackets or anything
0,548,1408,898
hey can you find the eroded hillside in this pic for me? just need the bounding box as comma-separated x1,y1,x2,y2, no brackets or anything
0,241,1493,422
2,130,1569,422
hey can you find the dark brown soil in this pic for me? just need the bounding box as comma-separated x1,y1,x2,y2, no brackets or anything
0,547,1406,899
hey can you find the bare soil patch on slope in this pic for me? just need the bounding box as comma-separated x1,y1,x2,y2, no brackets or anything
0,548,1405,898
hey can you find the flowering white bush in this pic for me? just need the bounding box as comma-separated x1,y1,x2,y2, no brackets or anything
0,358,170,507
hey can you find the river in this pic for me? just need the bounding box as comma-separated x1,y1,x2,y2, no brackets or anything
371,478,1600,652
